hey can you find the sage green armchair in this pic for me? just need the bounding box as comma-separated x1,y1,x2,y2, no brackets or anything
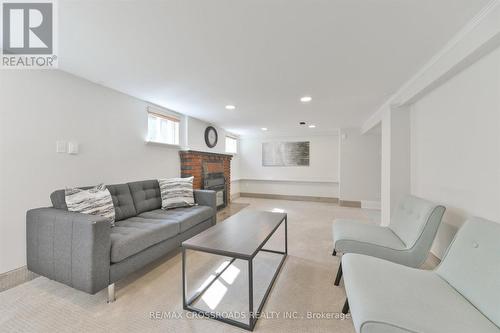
341,217,500,333
332,195,445,285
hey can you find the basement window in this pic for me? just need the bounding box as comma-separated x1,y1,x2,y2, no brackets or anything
147,108,180,145
225,136,237,154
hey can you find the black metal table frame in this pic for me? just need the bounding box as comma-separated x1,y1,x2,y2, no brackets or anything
182,214,287,331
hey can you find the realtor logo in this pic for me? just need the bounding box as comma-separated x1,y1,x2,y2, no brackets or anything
1,0,57,68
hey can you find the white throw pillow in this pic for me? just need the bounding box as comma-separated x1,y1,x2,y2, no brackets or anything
65,184,116,226
158,177,195,210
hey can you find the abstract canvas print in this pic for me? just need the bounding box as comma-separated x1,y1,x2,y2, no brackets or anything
262,141,310,166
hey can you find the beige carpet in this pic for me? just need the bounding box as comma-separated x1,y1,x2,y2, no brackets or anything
0,198,433,333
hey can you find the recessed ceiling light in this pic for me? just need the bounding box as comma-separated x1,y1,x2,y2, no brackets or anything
225,105,236,110
261,127,268,131
308,124,316,128
300,96,312,103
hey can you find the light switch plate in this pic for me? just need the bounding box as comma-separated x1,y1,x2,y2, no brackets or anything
56,141,67,153
68,142,79,155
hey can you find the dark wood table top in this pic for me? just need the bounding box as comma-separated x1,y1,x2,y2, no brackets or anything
182,210,287,259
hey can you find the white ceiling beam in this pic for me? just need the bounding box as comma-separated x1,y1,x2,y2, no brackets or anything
362,0,500,134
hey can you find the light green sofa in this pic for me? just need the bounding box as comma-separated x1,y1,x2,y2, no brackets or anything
342,217,500,333
332,195,445,285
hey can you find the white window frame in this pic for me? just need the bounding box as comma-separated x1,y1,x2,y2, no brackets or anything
225,135,238,154
146,106,180,146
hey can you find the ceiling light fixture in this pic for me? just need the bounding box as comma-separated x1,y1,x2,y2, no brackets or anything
300,96,312,103
225,105,236,110
308,125,316,128
261,127,268,131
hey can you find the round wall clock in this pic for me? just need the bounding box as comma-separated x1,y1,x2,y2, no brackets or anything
204,126,218,148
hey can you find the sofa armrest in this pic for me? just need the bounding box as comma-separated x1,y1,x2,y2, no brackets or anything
194,190,217,224
26,208,111,294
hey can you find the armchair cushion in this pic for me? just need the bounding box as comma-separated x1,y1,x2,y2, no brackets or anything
389,195,439,248
333,219,405,252
436,218,500,328
342,254,499,333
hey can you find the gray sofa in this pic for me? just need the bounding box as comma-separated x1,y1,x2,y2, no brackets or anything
26,179,216,302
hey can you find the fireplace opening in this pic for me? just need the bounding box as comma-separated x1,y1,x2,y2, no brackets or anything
203,172,226,209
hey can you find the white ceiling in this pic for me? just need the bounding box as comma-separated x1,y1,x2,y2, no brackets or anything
58,0,489,136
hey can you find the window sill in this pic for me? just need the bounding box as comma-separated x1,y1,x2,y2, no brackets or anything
145,141,181,149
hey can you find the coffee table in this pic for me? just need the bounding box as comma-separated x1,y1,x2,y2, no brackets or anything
182,210,287,331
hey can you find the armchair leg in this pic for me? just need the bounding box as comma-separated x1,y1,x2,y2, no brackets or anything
334,262,343,286
107,283,116,303
332,249,337,256
342,299,349,314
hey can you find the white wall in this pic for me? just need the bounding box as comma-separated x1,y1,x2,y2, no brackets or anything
230,154,241,197
238,134,339,198
339,128,381,205
183,116,241,197
389,109,411,218
410,45,500,258
381,112,392,224
239,179,338,198
185,116,226,154
0,70,184,274
380,108,411,225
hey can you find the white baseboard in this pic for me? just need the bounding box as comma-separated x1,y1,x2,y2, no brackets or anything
0,266,38,292
240,192,338,203
361,200,381,210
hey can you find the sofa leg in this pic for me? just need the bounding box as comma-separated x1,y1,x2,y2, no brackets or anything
332,249,337,256
107,283,116,303
342,299,349,314
334,262,343,286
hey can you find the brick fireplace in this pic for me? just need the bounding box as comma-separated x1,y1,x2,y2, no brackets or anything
179,150,233,208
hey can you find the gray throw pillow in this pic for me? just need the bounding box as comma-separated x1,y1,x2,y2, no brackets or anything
158,177,195,210
65,184,116,226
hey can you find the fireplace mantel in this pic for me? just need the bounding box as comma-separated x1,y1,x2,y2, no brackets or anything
180,150,233,158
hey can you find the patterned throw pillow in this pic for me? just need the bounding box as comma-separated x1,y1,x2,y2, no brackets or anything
65,184,116,226
158,177,195,210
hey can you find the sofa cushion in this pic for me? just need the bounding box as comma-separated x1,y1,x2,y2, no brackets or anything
51,183,137,222
110,217,179,263
139,205,214,233
342,254,499,333
128,180,161,214
106,184,137,221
